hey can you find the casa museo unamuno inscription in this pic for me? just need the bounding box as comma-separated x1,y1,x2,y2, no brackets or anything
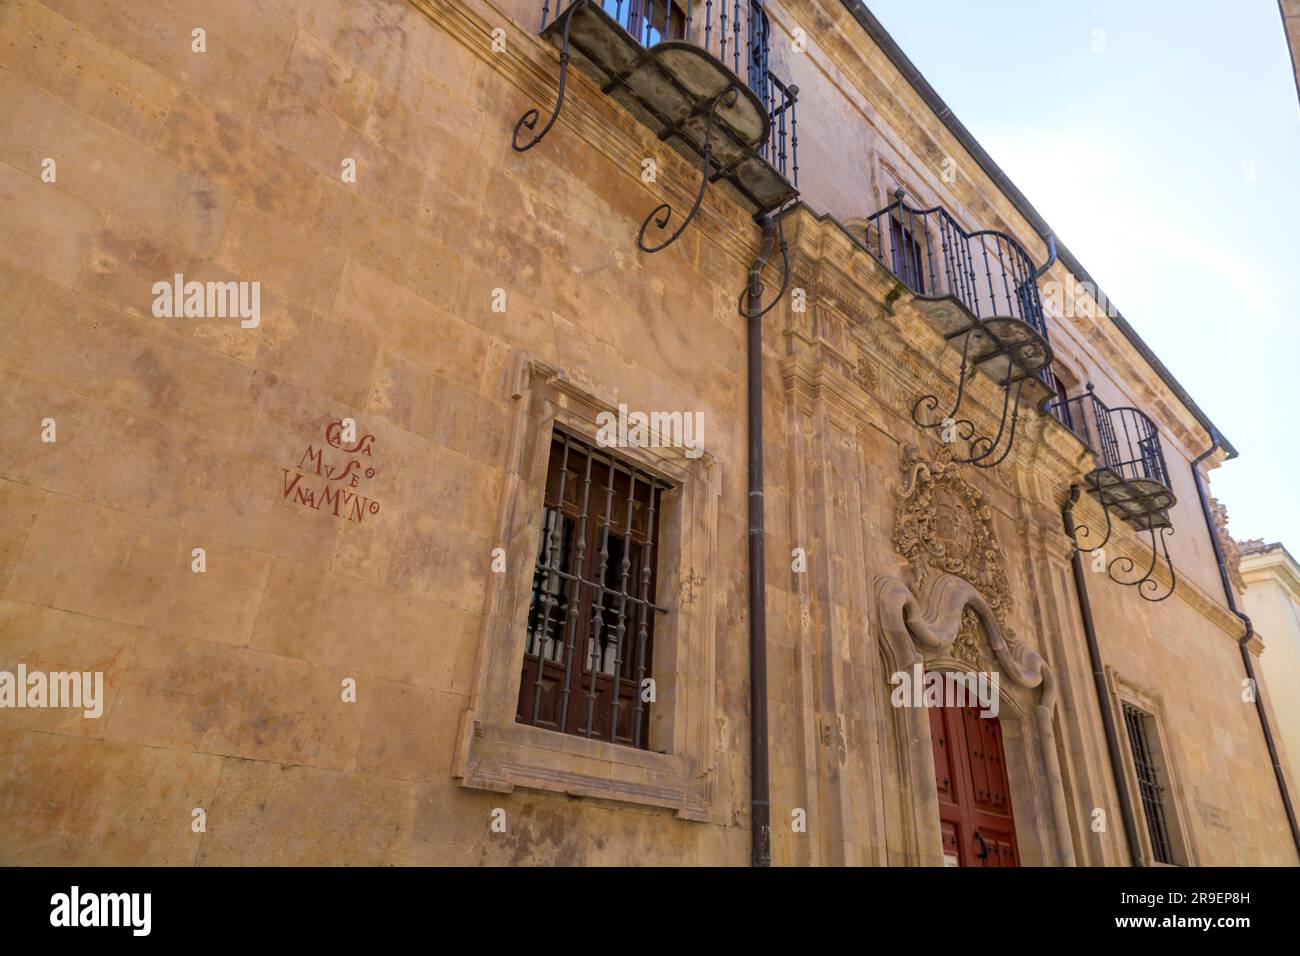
282,420,382,523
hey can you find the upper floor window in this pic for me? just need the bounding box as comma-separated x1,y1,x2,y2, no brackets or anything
890,215,926,294
516,432,668,749
1051,373,1075,431
605,0,687,46
747,0,771,96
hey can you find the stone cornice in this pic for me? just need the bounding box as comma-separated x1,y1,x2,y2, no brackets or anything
1241,546,1300,600
1038,273,1222,470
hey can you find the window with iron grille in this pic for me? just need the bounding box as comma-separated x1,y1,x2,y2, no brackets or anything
516,432,669,749
1122,703,1176,864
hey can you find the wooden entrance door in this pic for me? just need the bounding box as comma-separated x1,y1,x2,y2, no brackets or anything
929,701,1019,866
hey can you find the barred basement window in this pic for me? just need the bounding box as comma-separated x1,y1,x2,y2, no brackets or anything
516,432,669,749
1123,704,1175,865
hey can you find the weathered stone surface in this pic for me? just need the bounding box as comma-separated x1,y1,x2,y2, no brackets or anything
105,634,368,771
0,600,135,735
196,758,419,865
0,730,222,865
0,0,1290,869
0,162,101,287
0,0,180,144
0,68,234,256
0,482,45,592
356,679,465,782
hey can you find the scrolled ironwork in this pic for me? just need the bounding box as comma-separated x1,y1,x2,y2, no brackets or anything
957,377,1025,469
911,330,1027,471
637,84,740,253
512,0,586,152
871,190,1053,469
1107,525,1176,603
911,329,983,448
1068,483,1116,553
1052,384,1172,492
862,189,1049,339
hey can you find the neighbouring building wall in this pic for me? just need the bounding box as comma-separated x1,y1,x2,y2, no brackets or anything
0,0,1294,867
1240,542,1300,803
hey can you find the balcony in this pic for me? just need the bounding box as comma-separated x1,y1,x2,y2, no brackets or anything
864,191,1055,408
515,0,800,237
862,190,1055,466
1053,386,1175,531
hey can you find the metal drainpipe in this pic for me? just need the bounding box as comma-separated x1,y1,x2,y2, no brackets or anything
745,217,777,867
1062,485,1144,866
1035,234,1057,278
1191,430,1300,858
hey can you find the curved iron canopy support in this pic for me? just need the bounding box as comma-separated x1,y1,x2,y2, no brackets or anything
958,378,1025,469
1107,524,1176,603
512,0,585,152
911,327,978,440
514,1,801,253
1066,482,1116,553
910,324,1045,470
638,86,740,253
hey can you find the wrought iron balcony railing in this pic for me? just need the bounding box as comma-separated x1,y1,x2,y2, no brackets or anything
1054,386,1178,602
862,190,1055,467
863,192,1048,340
514,0,800,252
1052,386,1174,527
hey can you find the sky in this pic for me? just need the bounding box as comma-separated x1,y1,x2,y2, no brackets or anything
865,0,1300,549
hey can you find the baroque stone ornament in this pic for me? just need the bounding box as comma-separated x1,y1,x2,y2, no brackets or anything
893,443,1015,627
953,606,990,669
1209,496,1245,595
855,354,878,393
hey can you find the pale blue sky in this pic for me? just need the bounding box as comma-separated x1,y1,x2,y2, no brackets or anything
866,0,1300,548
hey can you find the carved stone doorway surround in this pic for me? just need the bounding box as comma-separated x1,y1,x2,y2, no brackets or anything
876,445,1077,865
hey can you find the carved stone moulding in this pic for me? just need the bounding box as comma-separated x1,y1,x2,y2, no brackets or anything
893,442,1015,630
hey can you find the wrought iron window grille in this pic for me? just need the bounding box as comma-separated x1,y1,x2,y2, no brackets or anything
1053,384,1177,602
512,0,800,255
863,189,1056,469
1123,704,1176,864
517,431,672,748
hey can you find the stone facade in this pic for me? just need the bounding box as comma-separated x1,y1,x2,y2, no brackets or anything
0,0,1294,865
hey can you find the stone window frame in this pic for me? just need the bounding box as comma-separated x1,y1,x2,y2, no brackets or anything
452,353,720,821
1107,668,1198,866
